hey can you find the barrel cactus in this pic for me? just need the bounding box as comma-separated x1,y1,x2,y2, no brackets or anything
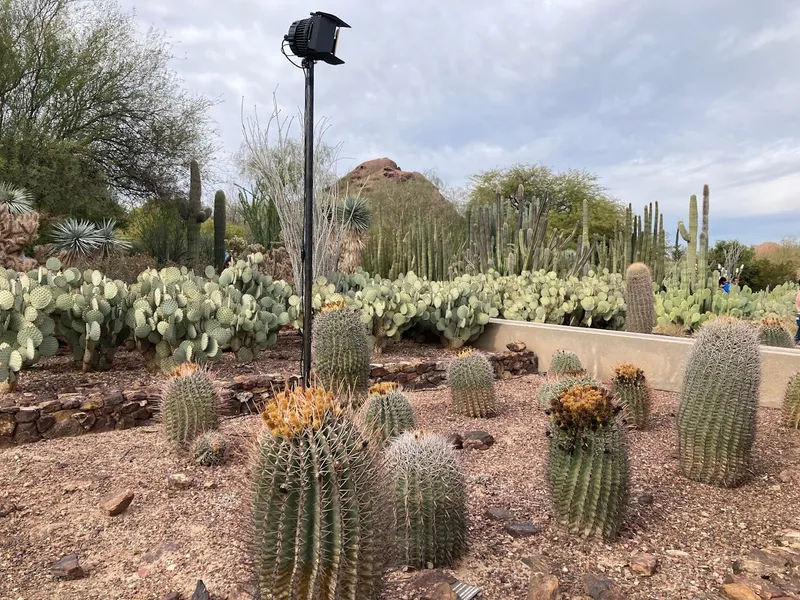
677,317,761,487
359,382,415,446
252,386,387,599
624,262,655,334
611,364,650,429
782,373,800,429
537,373,598,410
193,431,227,466
758,317,794,348
161,362,219,445
446,347,497,418
386,430,467,568
546,384,628,540
311,301,371,400
549,350,585,377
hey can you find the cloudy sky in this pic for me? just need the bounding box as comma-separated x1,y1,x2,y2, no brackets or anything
121,0,800,245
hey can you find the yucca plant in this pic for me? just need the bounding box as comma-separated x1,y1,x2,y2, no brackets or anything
50,217,130,263
337,195,371,274
0,182,34,215
94,218,132,258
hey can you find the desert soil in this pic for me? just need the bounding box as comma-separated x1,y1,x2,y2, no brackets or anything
1,373,800,599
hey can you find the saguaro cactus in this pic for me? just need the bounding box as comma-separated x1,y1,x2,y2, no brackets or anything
176,159,211,266
213,190,227,271
386,430,467,568
251,386,386,599
624,262,655,334
447,347,497,418
546,384,628,540
677,317,761,487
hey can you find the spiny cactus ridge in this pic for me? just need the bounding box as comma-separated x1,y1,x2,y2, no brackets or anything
360,382,416,445
783,373,800,429
611,363,650,429
446,347,497,418
386,430,467,568
161,362,219,445
549,350,585,377
546,384,628,540
251,386,387,599
677,317,761,487
624,262,655,334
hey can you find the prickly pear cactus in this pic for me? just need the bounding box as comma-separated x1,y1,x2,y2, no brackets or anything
758,317,793,348
611,364,650,429
359,382,416,445
385,430,467,568
549,350,585,377
536,373,599,409
446,347,497,418
546,384,628,540
677,317,761,487
0,342,23,393
782,373,800,429
311,301,371,399
160,363,219,445
193,431,227,466
252,386,387,599
624,262,655,334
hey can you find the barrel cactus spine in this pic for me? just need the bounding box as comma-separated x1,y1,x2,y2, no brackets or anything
549,349,585,377
782,373,800,429
160,362,220,445
546,384,628,540
251,385,387,599
676,317,761,487
359,381,416,446
386,430,467,568
624,262,655,334
446,347,497,418
611,363,650,429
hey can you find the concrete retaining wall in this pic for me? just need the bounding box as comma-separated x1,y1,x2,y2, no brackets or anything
474,319,800,408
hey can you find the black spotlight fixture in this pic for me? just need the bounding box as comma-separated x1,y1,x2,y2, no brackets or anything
282,12,350,388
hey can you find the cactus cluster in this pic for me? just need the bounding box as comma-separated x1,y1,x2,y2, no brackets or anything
549,350,585,376
758,317,794,348
611,364,650,429
160,363,220,445
252,385,386,599
385,430,467,568
447,347,497,418
311,300,371,399
359,382,416,445
623,262,655,334
782,373,800,429
546,384,628,540
193,431,227,466
677,317,761,487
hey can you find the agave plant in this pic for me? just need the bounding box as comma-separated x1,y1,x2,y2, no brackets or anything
336,195,371,273
49,217,130,262
0,182,34,214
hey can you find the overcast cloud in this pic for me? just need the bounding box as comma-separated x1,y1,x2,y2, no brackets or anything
121,0,800,244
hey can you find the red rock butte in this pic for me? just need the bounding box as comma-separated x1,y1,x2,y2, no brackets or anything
340,158,447,203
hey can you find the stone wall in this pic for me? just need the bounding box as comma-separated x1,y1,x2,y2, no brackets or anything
0,348,537,447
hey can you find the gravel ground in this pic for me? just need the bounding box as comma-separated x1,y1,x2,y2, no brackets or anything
1,376,799,600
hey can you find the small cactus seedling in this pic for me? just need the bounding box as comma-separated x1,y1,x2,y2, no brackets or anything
193,431,227,466
386,430,467,568
359,381,416,446
549,350,585,377
783,373,800,429
447,347,497,418
161,362,219,445
546,384,628,540
611,363,651,429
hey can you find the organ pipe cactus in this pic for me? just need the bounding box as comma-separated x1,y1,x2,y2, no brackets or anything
359,382,416,446
611,364,650,429
782,373,800,429
160,362,220,445
623,262,655,334
546,384,628,540
549,350,585,377
251,386,387,599
386,430,467,568
676,317,761,487
447,347,497,418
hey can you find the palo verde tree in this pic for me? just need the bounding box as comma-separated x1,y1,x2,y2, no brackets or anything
0,0,219,222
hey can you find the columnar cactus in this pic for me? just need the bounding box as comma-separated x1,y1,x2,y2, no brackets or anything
536,373,598,410
611,364,650,429
176,159,211,267
252,386,386,599
385,430,467,568
160,362,219,445
549,349,585,377
624,262,655,334
311,301,371,400
446,347,497,418
546,384,628,540
758,317,794,348
677,317,761,487
359,382,416,445
782,373,800,429
193,431,227,466
213,190,227,271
